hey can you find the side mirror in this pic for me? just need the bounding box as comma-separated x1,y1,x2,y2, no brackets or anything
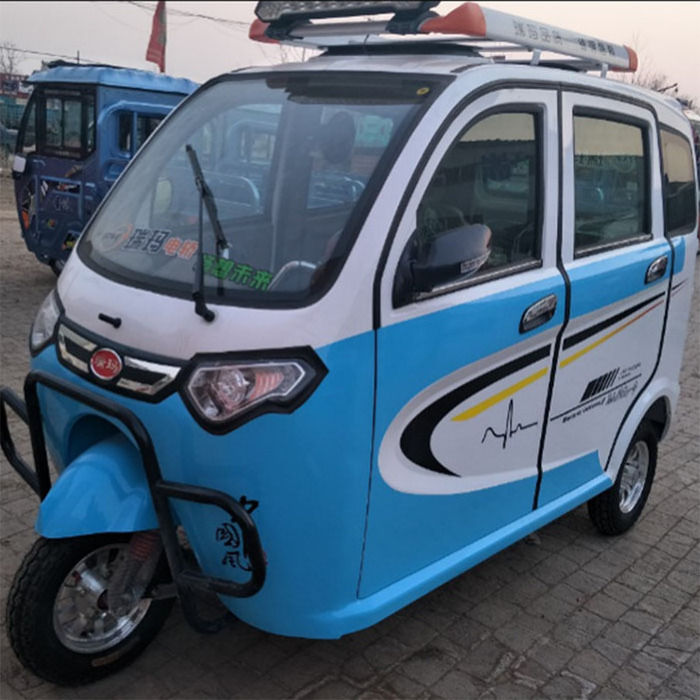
412,223,491,291
393,224,492,307
11,153,26,180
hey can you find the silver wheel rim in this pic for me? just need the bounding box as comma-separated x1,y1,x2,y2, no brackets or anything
619,440,649,514
53,544,151,654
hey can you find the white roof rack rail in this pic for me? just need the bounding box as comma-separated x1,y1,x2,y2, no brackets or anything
250,1,638,73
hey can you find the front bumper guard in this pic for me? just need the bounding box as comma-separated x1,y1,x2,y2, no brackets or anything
0,370,266,614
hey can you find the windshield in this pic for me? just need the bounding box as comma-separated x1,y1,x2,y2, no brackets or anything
78,73,441,306
17,87,95,159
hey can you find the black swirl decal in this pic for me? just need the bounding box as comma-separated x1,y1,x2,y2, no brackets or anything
399,345,550,475
216,496,259,570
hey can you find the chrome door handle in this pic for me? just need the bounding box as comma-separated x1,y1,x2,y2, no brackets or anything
645,255,668,284
520,294,557,333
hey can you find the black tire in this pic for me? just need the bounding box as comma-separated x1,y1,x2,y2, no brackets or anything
49,258,65,277
6,534,174,686
588,421,657,536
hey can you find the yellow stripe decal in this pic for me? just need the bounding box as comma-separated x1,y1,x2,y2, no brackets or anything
560,299,666,369
452,367,548,422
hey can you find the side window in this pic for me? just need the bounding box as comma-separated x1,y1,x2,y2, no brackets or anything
118,114,163,154
118,112,132,152
573,115,649,254
85,93,95,152
660,128,697,236
394,110,541,305
136,115,163,150
18,95,37,154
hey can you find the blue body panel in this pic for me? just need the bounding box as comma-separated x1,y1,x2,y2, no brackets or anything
32,331,376,637
362,273,565,596
37,433,158,537
537,452,609,507
31,333,614,637
537,239,672,505
566,240,671,319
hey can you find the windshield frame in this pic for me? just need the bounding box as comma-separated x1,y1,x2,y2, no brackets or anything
75,69,452,309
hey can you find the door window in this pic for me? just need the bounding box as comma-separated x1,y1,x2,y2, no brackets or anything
395,110,541,304
660,128,696,236
573,115,649,254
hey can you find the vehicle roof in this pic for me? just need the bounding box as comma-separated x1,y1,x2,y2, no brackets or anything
239,50,687,126
27,63,198,95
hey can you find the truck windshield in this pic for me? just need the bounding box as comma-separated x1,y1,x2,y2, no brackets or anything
17,87,95,159
78,73,440,305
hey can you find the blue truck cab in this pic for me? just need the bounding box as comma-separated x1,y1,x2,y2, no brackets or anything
12,61,197,273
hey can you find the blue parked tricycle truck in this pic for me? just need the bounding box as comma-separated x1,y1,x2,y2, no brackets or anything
11,61,196,274
1,1,697,685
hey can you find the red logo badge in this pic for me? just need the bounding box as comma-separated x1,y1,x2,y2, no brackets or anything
89,348,122,381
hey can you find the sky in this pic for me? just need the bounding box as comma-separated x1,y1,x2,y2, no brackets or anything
1,1,699,104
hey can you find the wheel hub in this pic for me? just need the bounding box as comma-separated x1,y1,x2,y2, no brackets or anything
53,544,151,654
618,440,649,514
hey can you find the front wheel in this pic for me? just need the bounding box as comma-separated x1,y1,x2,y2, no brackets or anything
588,421,657,535
6,534,174,685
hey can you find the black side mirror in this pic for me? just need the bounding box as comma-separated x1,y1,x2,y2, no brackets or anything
393,224,492,307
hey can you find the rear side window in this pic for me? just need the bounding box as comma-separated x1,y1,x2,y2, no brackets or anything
395,110,541,304
660,128,697,236
573,115,649,255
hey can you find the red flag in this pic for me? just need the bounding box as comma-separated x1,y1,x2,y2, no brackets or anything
146,0,166,73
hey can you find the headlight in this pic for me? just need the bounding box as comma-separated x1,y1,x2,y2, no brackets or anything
181,352,327,433
30,289,62,354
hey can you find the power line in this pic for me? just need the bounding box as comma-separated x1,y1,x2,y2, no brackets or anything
7,46,110,66
121,1,250,29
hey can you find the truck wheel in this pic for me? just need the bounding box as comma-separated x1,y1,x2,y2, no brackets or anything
49,258,65,277
6,534,174,685
588,421,657,536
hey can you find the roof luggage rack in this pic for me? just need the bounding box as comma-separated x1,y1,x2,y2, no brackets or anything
250,1,638,76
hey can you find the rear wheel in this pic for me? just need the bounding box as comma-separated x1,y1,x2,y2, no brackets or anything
588,421,657,535
6,534,174,685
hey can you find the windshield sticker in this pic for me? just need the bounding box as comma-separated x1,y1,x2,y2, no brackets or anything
121,227,172,254
113,227,200,259
203,254,274,291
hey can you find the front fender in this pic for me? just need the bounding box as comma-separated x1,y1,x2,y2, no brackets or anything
37,433,158,538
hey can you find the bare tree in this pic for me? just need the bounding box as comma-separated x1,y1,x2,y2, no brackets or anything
614,35,695,108
0,41,24,75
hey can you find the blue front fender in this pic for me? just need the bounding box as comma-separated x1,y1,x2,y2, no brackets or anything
37,433,158,538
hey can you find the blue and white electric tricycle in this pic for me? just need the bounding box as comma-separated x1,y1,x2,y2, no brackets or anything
1,1,697,685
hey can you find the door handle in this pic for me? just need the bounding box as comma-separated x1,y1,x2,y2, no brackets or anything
645,255,668,284
520,294,557,333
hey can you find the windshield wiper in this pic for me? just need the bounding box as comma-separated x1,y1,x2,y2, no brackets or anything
185,143,230,322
